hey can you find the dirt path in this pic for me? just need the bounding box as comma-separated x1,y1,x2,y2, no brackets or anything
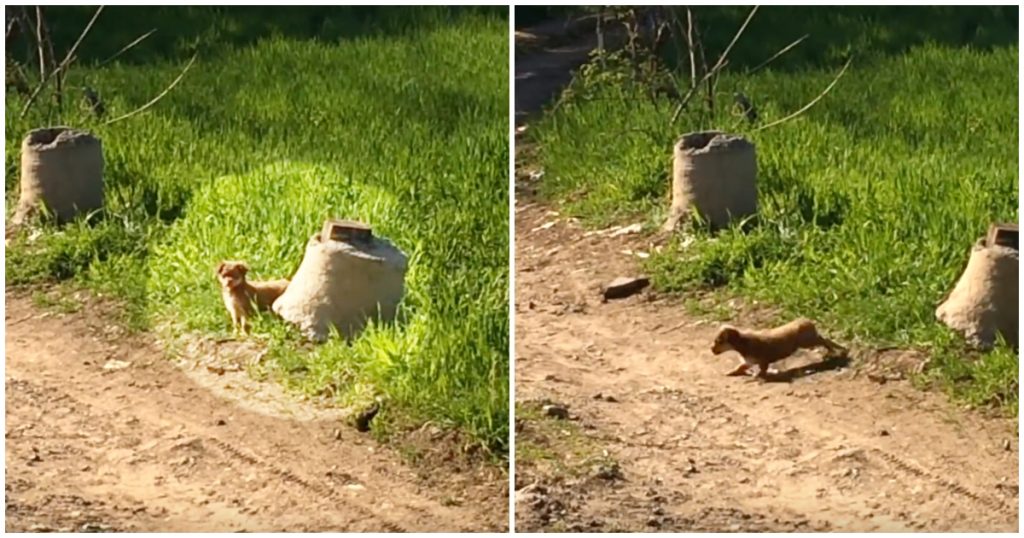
514,14,607,126
5,292,507,532
512,21,1019,533
513,202,1019,533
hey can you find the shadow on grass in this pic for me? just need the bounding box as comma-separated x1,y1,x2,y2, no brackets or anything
515,6,1017,73
11,6,507,67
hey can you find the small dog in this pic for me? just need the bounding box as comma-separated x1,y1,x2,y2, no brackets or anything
215,261,289,334
711,318,846,379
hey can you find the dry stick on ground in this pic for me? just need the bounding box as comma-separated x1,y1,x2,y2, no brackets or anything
18,5,103,119
670,5,759,125
100,52,198,127
750,55,853,133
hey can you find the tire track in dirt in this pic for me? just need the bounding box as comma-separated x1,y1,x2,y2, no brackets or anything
5,291,504,532
513,203,1018,532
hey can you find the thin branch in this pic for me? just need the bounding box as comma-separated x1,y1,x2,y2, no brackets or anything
5,14,17,41
18,5,103,119
34,6,45,82
751,55,853,134
100,52,198,127
38,10,62,118
707,5,758,76
748,33,809,75
670,6,750,125
98,28,156,67
685,8,696,89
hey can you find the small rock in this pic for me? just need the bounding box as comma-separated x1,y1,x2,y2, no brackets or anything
603,395,618,403
646,517,662,528
206,365,226,375
542,404,570,420
601,276,650,300
879,429,890,437
1003,439,1012,451
835,447,864,459
652,506,665,516
102,359,131,371
215,419,227,426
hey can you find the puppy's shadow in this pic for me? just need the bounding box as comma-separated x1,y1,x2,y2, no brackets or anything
763,354,851,383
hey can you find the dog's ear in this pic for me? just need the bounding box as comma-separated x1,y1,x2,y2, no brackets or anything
238,262,249,274
215,261,226,275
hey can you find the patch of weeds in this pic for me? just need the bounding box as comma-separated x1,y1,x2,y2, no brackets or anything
515,402,619,479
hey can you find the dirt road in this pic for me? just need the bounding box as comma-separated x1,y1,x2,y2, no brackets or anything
5,292,507,532
513,202,1019,532
512,18,1018,533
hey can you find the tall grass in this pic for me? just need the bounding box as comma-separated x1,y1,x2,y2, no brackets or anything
6,7,509,451
529,6,1018,412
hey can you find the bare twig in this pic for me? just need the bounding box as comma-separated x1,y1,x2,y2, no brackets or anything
18,5,103,119
751,55,853,133
670,6,752,125
38,11,62,117
101,52,198,127
5,13,18,41
98,28,156,67
685,8,696,89
748,33,809,75
34,6,45,82
706,5,758,77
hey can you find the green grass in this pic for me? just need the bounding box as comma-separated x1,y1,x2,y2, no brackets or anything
6,7,509,452
528,6,1018,413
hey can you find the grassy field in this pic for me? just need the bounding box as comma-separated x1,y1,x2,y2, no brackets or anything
527,6,1018,413
6,7,510,453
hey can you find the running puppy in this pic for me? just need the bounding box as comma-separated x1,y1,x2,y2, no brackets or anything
711,318,846,379
215,261,289,334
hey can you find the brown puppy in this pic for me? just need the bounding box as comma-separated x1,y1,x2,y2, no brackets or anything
711,318,846,379
215,261,289,334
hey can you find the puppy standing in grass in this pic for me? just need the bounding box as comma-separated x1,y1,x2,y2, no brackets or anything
711,318,847,379
215,261,289,334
